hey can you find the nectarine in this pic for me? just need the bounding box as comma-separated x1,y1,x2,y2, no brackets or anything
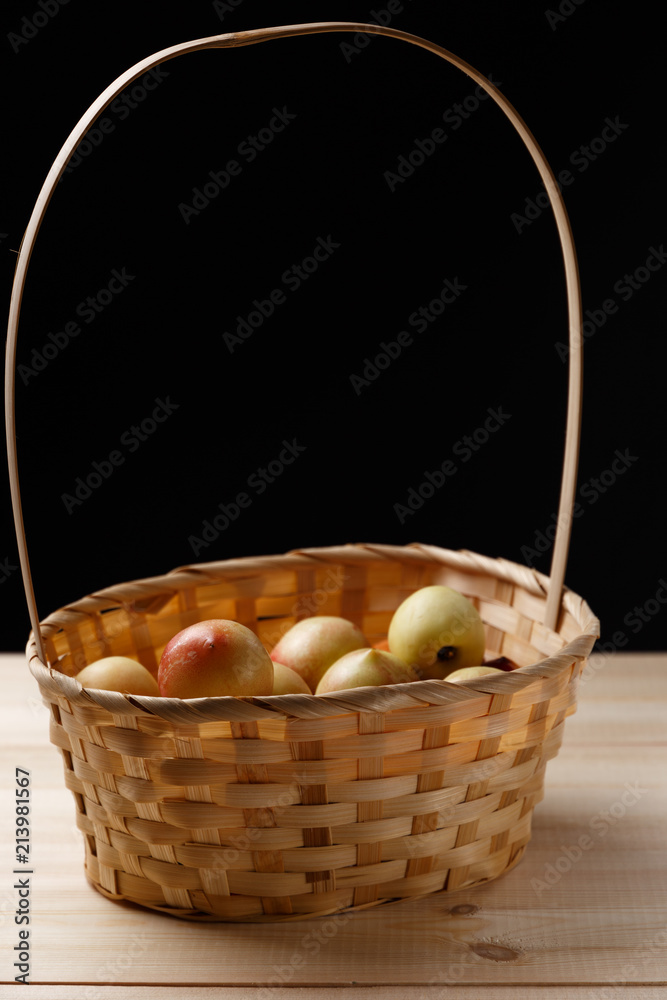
446,665,505,682
271,661,312,695
157,619,273,698
76,656,159,695
270,615,367,692
316,647,417,695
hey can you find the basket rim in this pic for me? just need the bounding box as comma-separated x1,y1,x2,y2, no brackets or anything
26,542,600,724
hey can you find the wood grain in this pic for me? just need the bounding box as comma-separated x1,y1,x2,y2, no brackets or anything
2,990,667,1000
1,651,666,996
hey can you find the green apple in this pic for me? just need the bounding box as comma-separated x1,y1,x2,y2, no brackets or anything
316,647,418,695
388,585,486,680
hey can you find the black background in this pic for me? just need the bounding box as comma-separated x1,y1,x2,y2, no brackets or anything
2,1,665,653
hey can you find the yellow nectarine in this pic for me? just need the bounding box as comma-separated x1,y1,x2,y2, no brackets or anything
158,619,273,698
76,656,159,695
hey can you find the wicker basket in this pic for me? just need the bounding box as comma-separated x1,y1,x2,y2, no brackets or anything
6,22,600,923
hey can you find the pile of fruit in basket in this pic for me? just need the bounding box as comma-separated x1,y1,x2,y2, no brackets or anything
74,585,519,698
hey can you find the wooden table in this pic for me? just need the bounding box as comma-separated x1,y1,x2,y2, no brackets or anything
1,651,666,998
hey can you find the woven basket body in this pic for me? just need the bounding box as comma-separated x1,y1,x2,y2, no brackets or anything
6,23,601,923
28,543,598,922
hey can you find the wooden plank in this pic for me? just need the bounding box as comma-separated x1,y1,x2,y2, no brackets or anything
2,990,667,1000
2,989,667,999
1,652,666,993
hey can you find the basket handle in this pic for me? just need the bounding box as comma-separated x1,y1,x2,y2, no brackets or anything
5,22,584,665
